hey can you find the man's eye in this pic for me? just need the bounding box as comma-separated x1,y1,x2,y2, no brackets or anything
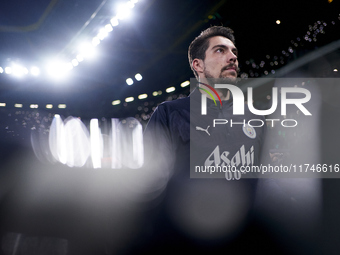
216,48,224,53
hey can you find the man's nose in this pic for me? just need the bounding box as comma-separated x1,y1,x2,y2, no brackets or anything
228,51,237,63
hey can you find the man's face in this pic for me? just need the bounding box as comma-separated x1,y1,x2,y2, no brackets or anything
201,36,238,83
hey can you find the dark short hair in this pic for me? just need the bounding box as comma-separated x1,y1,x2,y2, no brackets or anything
188,26,235,79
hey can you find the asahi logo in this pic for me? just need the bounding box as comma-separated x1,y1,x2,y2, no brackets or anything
204,145,254,168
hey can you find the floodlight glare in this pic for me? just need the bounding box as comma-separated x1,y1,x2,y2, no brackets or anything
92,37,100,47
79,43,96,58
66,63,74,71
127,1,135,8
76,54,84,62
135,73,142,81
31,66,40,76
13,65,27,77
138,94,148,99
126,78,134,85
5,67,12,74
112,100,121,105
116,3,132,20
97,28,108,40
125,97,134,102
47,61,70,79
90,119,102,169
105,24,113,32
72,59,79,67
166,87,175,93
110,17,119,27
180,80,190,87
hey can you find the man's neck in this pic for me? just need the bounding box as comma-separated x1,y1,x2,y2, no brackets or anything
215,89,230,101
198,81,230,101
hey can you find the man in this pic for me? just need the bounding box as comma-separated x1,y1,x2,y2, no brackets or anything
144,26,265,179
141,26,266,253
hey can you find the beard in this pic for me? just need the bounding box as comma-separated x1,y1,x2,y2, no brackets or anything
203,67,239,97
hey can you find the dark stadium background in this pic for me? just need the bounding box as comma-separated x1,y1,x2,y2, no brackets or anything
0,0,340,254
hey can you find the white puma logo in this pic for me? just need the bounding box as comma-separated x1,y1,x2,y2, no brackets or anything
196,125,210,136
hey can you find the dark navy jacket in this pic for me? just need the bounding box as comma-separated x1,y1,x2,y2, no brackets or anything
144,86,266,179
140,86,267,252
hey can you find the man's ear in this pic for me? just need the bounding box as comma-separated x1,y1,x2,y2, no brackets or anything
192,58,204,76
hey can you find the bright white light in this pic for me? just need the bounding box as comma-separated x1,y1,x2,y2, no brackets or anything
30,104,39,109
131,120,144,168
276,20,281,24
47,61,70,79
76,54,84,62
181,80,190,87
46,104,53,109
5,67,12,74
31,66,40,76
92,37,101,47
105,24,113,32
0,103,6,107
111,118,122,168
64,117,91,167
72,59,79,66
12,65,21,76
12,65,28,77
79,43,96,58
152,91,158,96
127,1,135,8
112,100,121,105
97,28,108,40
125,97,134,102
90,119,103,169
58,104,67,109
166,86,175,93
131,0,138,3
0,67,3,73
116,3,132,20
49,115,91,167
49,115,67,164
126,78,134,85
110,17,119,26
135,73,143,81
138,94,148,99
14,104,23,108
334,68,338,72
66,62,74,71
